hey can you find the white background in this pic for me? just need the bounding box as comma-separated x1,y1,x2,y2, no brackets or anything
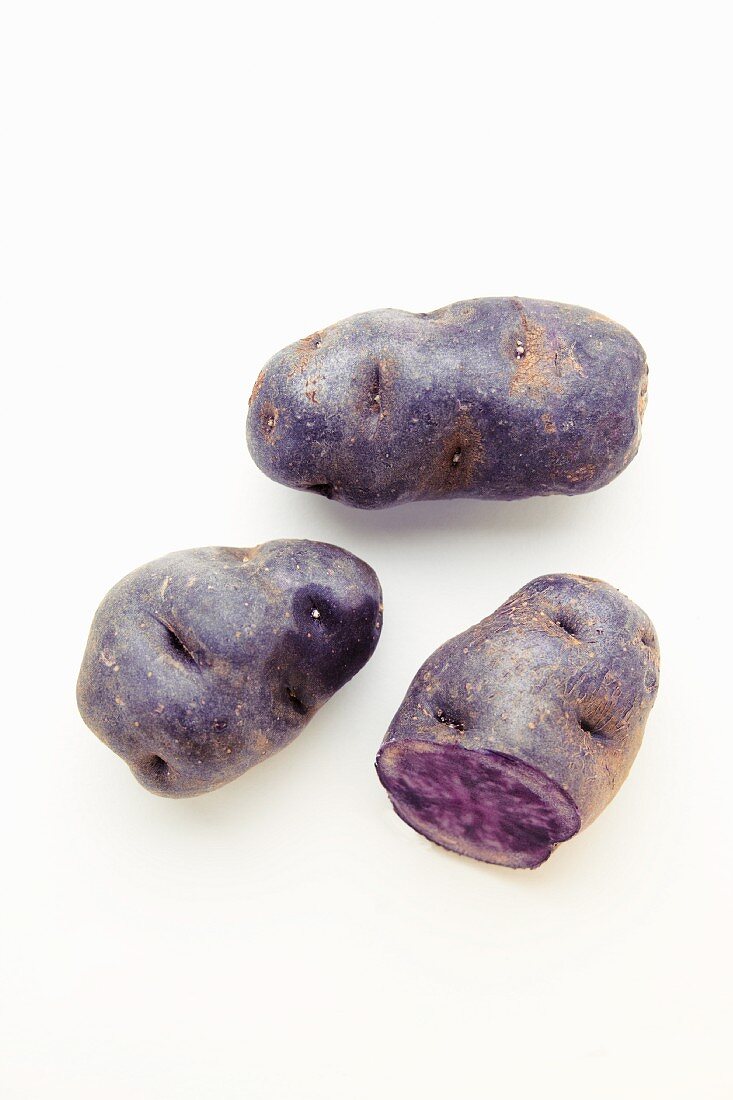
1,3,730,1097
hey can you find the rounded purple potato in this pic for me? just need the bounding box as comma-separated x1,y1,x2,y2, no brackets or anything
376,575,659,868
77,541,383,797
246,298,648,509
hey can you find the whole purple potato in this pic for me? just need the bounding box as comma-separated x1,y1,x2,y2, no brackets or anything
246,298,647,508
376,575,659,868
77,541,382,797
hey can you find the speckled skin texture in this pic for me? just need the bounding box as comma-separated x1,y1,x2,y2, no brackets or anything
77,541,383,797
376,575,659,868
247,298,648,508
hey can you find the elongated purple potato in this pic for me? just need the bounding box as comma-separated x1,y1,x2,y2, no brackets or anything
247,298,648,508
376,575,659,868
77,541,382,797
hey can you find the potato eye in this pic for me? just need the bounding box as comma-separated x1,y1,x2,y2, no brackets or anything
579,716,608,742
285,687,308,715
435,709,465,733
305,483,334,498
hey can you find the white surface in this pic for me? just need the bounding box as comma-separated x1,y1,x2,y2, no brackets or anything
1,3,730,1098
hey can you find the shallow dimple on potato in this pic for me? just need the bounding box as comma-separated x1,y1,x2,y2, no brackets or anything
246,298,648,508
77,540,383,798
375,574,660,869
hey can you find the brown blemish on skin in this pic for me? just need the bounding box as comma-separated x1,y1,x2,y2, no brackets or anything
433,723,467,746
541,412,558,434
260,401,279,443
399,739,435,755
638,363,649,420
420,410,485,496
567,465,596,484
287,330,326,377
254,730,270,756
305,372,322,404
508,300,584,398
249,368,267,407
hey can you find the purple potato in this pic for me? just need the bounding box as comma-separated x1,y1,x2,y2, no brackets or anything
246,298,648,508
376,575,659,868
77,541,382,797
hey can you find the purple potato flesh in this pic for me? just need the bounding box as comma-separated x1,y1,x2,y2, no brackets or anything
377,743,580,869
376,574,659,868
247,298,648,508
77,541,382,797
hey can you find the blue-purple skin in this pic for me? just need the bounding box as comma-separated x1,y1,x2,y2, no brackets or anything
376,575,659,868
246,298,648,509
77,541,383,797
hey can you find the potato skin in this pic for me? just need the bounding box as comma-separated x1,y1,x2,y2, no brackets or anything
247,298,648,508
376,575,659,867
77,541,382,797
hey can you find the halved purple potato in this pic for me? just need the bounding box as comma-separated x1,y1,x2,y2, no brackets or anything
376,575,659,868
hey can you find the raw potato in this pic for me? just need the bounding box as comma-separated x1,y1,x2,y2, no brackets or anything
247,298,648,508
77,541,382,797
376,575,659,868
